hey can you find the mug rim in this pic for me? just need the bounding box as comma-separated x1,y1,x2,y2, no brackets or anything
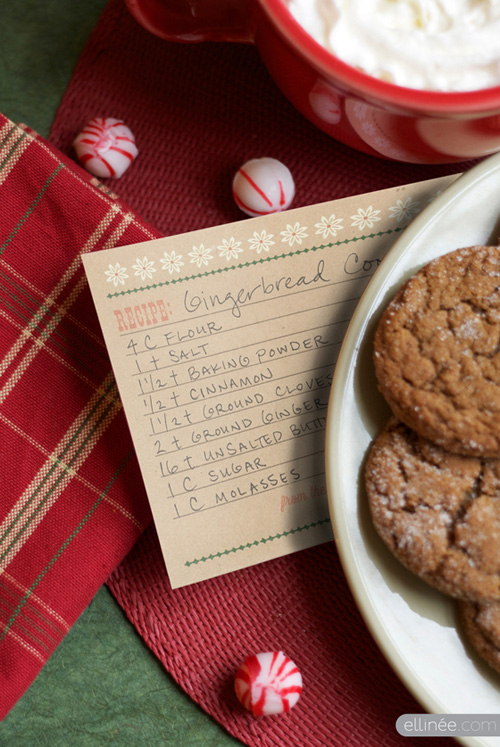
262,0,500,115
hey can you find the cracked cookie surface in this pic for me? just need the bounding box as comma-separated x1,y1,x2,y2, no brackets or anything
365,418,500,601
374,245,500,457
459,600,500,675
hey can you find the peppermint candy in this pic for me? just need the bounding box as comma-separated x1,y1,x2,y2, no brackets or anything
234,650,302,716
232,158,295,217
73,117,138,178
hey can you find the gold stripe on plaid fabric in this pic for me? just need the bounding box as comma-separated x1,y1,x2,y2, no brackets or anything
0,596,54,653
0,372,122,571
0,575,66,658
0,122,32,188
0,303,108,393
4,627,45,663
26,131,157,241
50,204,125,292
0,409,144,531
0,204,119,380
0,207,133,402
2,571,69,631
0,449,137,657
0,260,107,351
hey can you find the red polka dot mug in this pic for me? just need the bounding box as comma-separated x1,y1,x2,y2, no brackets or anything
125,0,500,164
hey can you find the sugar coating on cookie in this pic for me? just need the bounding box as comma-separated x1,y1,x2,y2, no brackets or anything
234,651,302,716
73,117,138,178
459,600,500,675
365,418,500,601
373,245,500,457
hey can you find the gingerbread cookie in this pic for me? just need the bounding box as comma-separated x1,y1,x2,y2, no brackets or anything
374,245,500,457
365,418,500,601
459,600,500,675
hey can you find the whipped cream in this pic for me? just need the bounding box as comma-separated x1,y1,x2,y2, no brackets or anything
284,0,500,91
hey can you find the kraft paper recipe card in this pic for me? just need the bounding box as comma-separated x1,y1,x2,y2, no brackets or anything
82,174,454,587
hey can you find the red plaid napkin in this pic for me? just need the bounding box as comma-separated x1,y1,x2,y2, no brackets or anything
0,115,156,719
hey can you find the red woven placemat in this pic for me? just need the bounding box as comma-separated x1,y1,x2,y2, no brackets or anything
48,1,473,744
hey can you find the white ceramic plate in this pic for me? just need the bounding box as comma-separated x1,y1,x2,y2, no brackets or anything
326,152,500,747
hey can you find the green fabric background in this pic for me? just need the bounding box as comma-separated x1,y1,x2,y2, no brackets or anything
0,2,241,745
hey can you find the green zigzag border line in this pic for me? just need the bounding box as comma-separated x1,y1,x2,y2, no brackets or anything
107,229,403,299
184,516,331,566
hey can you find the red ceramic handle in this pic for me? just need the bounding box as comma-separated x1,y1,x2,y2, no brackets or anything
125,0,253,43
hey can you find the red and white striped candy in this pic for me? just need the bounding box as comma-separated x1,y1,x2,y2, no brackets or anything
73,117,138,178
232,158,295,217
234,651,302,716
